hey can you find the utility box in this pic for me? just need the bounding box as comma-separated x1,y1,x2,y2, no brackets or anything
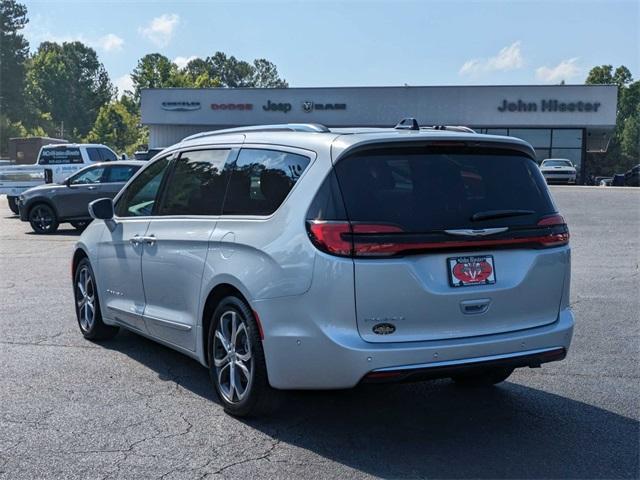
8,137,68,165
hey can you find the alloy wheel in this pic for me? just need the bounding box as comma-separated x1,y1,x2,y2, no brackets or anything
213,310,254,404
75,266,96,332
30,206,54,232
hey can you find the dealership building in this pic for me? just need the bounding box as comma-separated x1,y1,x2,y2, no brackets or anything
141,84,618,182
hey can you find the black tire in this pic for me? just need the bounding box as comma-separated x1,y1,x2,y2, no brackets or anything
28,203,59,234
207,296,278,417
7,196,19,215
73,258,119,341
452,367,514,387
70,220,90,231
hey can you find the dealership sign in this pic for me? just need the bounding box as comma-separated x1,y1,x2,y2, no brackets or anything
211,103,253,110
498,99,602,113
161,101,201,111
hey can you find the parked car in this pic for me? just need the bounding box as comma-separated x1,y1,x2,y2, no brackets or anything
539,158,577,184
612,174,626,186
598,177,613,187
72,122,574,417
134,147,165,161
624,164,639,187
0,143,118,214
19,161,143,233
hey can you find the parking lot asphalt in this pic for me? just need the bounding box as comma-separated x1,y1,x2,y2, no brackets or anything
0,187,638,480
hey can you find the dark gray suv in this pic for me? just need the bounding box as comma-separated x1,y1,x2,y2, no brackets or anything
19,160,143,233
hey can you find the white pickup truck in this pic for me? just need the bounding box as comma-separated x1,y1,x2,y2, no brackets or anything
0,143,118,214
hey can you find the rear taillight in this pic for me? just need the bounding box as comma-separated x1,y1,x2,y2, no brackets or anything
536,214,570,247
307,221,352,256
307,214,570,258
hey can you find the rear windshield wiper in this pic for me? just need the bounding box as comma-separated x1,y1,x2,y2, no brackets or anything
471,209,535,222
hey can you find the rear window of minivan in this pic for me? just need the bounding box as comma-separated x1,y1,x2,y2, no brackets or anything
334,146,555,231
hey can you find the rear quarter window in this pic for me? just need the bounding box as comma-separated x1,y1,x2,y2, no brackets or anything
222,149,310,216
334,146,555,231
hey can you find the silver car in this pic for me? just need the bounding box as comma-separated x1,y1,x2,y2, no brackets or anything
19,161,143,233
72,122,574,416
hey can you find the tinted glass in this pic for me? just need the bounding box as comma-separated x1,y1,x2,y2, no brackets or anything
105,165,141,183
334,147,555,231
542,159,573,167
223,149,310,215
87,148,102,162
39,147,82,165
159,149,230,216
115,157,170,217
552,129,582,148
508,129,551,148
70,166,105,185
551,149,582,171
99,148,117,161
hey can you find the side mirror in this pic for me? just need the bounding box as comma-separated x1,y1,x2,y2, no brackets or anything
64,178,71,187
88,198,114,220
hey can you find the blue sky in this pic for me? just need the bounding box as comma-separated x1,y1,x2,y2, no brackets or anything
22,0,639,94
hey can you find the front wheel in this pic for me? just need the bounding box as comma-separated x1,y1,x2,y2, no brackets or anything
208,296,277,417
74,258,119,341
452,367,514,387
7,196,19,215
28,203,59,234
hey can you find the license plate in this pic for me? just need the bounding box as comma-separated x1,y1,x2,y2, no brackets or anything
447,255,496,287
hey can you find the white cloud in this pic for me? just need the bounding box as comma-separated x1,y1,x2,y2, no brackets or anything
459,41,524,76
115,74,134,95
97,33,124,52
535,58,581,83
139,13,180,47
174,55,198,69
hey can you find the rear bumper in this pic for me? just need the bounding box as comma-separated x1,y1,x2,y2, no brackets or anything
362,346,565,383
259,305,574,389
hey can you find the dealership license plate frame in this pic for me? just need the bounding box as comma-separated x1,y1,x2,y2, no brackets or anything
447,255,497,288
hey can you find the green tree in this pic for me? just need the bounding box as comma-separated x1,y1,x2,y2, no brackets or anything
585,65,639,177
0,0,29,121
252,58,288,88
130,53,181,101
85,98,141,155
25,41,113,140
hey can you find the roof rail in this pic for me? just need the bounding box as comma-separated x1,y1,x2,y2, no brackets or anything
425,125,476,134
182,123,330,142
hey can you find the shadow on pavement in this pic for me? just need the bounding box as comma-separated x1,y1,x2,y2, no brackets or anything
104,329,639,479
24,228,82,236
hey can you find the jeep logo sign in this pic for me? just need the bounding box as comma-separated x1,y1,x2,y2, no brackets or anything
262,100,291,113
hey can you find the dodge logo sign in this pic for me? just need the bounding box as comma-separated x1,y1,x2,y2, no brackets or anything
211,103,253,111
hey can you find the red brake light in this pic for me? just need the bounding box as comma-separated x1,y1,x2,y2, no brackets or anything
307,221,352,256
536,214,570,247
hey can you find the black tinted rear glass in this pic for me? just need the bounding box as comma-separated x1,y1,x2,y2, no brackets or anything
334,147,555,231
39,147,82,165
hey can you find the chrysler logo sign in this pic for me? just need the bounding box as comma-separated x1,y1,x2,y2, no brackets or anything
161,101,201,111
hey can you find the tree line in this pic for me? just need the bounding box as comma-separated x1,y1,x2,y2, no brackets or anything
0,0,637,174
0,0,287,156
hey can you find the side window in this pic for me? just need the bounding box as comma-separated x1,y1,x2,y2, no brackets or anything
115,157,171,217
158,149,230,216
223,149,310,215
69,166,105,185
87,148,102,162
39,147,83,165
99,148,117,162
104,165,141,183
